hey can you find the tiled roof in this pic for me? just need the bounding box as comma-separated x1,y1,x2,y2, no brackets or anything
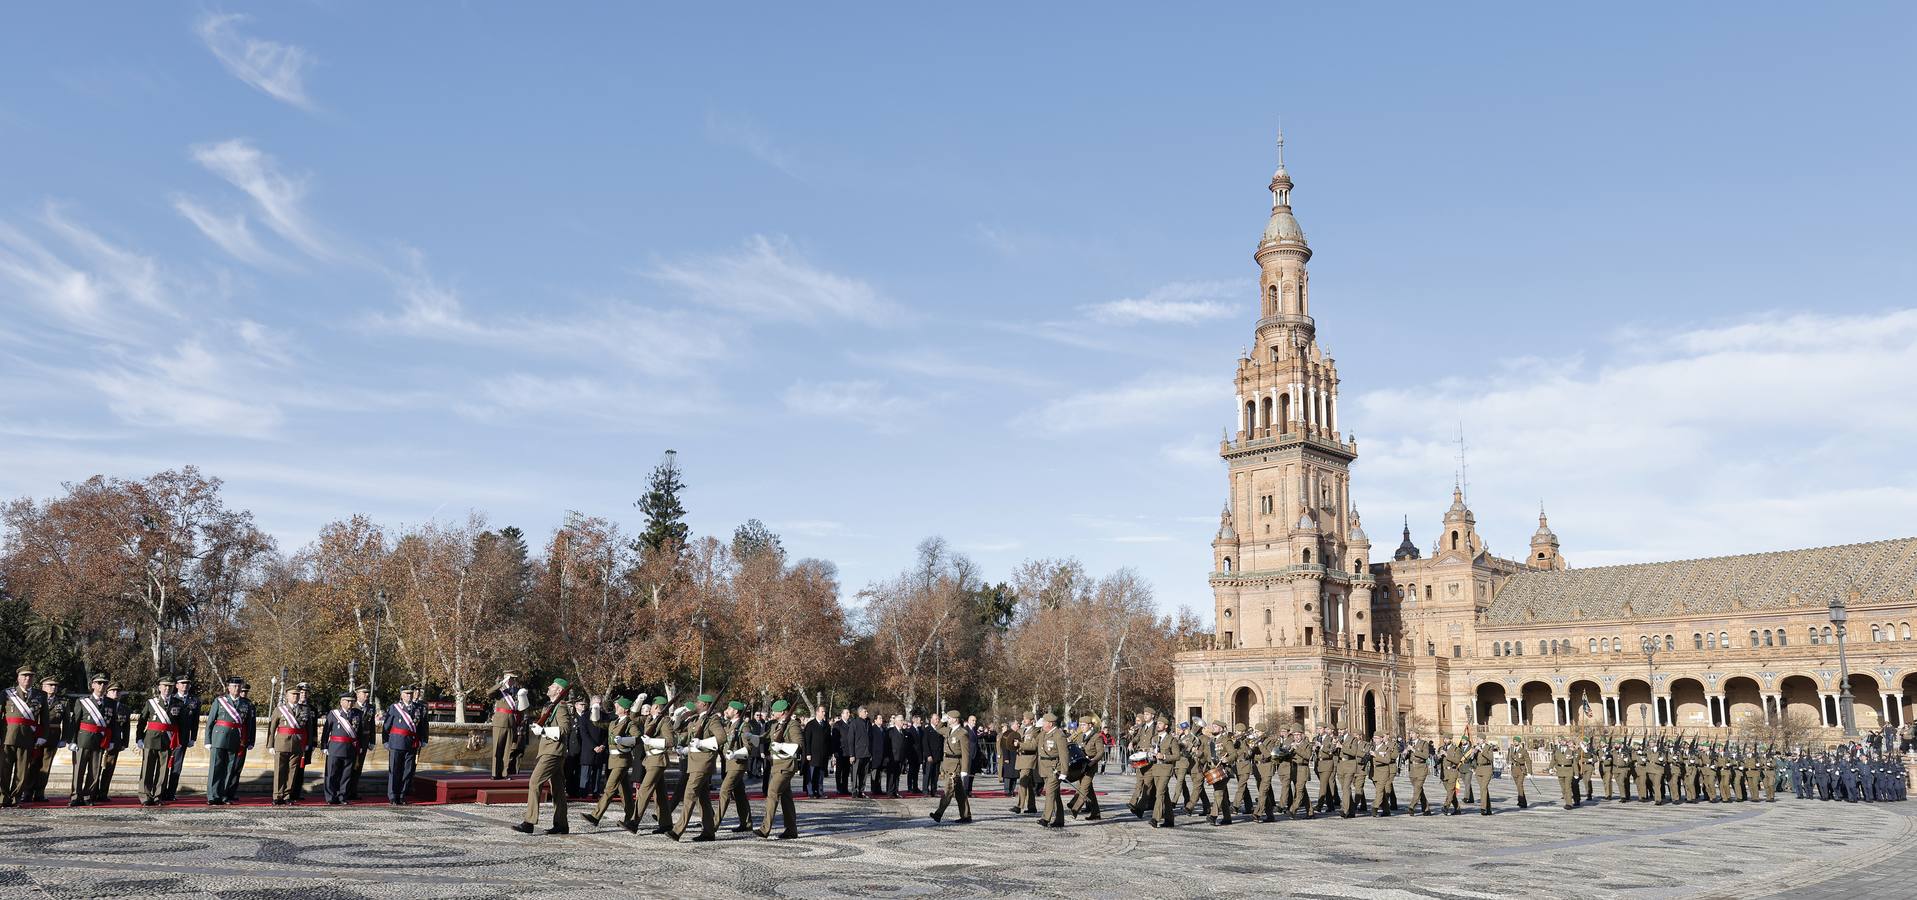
1484,537,1917,625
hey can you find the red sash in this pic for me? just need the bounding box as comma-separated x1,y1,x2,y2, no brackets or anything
389,727,416,737
145,720,181,750
78,722,109,735
328,735,355,743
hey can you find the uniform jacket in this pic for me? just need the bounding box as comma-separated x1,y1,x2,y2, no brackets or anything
67,693,115,751
135,694,189,751
603,713,642,769
530,701,574,760
265,701,310,754
382,701,429,751
204,693,253,752
174,693,201,748
322,707,364,758
637,712,674,769
490,686,525,730
1,686,45,748
939,723,973,771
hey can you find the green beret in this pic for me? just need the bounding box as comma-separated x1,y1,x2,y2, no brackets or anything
771,699,790,712
615,697,633,710
697,693,715,704
683,700,695,710
727,700,746,711
648,695,667,706
551,678,570,689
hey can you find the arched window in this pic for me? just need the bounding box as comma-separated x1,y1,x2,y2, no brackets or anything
1614,638,1623,653
1539,640,1548,655
1353,558,1363,574
1493,643,1501,657
1695,633,1705,650
1425,585,1433,601
1704,633,1715,649
1777,630,1787,646
1763,630,1774,647
1514,642,1522,656
1822,626,1833,644
1750,630,1759,648
1267,284,1279,313
1871,625,1882,642
1302,548,1312,565
1222,556,1232,573
1260,397,1273,433
1589,638,1597,653
1244,401,1256,434
1451,531,1460,550
1718,631,1728,648
1903,623,1912,640
1263,608,1272,625
1809,627,1820,645
1665,634,1675,651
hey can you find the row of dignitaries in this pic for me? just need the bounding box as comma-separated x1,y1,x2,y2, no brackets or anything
1,665,431,807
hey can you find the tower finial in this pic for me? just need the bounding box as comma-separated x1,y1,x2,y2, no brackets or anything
1276,125,1286,169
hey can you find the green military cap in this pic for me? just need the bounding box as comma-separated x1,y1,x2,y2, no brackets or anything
106,682,122,691
1077,716,1093,725
647,695,667,706
1041,713,1057,723
697,693,715,704
91,674,110,685
683,700,695,710
14,666,33,676
156,677,170,687
1140,707,1155,717
770,699,790,712
1233,722,1248,733
727,700,746,711
551,677,570,689
40,676,57,685
615,697,634,710
948,710,962,720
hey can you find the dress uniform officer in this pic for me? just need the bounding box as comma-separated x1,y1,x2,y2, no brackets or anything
671,694,727,841
291,683,315,801
757,699,805,839
513,678,575,835
349,687,374,801
1070,716,1104,820
1507,737,1531,808
204,676,251,805
583,696,642,832
383,685,429,804
1035,713,1068,828
24,675,63,802
67,675,113,806
1011,714,1040,815
321,692,364,804
265,686,310,804
929,709,974,823
161,676,198,802
714,701,755,832
96,682,127,803
0,666,42,807
629,694,676,834
135,678,187,806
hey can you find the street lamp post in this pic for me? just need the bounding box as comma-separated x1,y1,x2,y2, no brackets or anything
1640,636,1660,728
1829,592,1858,737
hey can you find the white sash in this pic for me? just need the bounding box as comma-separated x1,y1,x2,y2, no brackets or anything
148,698,172,725
278,703,301,726
215,696,243,725
80,696,107,726
391,703,417,733
331,709,355,737
8,689,39,721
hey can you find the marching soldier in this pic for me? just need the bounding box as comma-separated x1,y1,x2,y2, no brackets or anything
929,709,974,823
162,675,198,802
1368,735,1397,817
266,686,310,804
1231,722,1256,815
714,701,755,832
349,687,374,801
1175,721,1205,815
1759,746,1778,802
672,694,726,841
1035,713,1068,828
1069,716,1103,820
757,699,804,839
1552,739,1579,809
1288,730,1315,818
0,666,41,807
382,685,429,805
66,674,113,806
321,692,364,805
1508,737,1531,808
513,677,575,835
1439,736,1467,815
1314,728,1340,813
491,673,528,779
1246,726,1277,821
1197,722,1234,826
1605,740,1629,800
1012,713,1039,815
1147,718,1180,828
1406,731,1435,815
24,675,63,802
1124,709,1154,813
1471,736,1496,815
204,676,250,805
135,677,186,806
583,696,642,832
1336,729,1367,818
631,695,677,834
96,682,128,803
1671,742,1691,803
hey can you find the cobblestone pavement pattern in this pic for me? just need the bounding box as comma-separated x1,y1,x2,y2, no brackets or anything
0,773,1910,899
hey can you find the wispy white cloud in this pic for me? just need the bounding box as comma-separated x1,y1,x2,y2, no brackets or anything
0,205,178,341
849,348,1048,388
172,195,284,267
195,13,316,110
704,111,800,178
648,235,899,326
454,373,720,430
188,139,338,261
1013,373,1215,437
1082,280,1243,325
1160,433,1221,469
86,337,287,438
782,379,918,432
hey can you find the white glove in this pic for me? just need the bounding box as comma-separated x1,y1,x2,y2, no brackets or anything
614,735,637,747
771,741,799,760
642,736,667,756
542,726,562,741
728,747,750,761
691,737,719,752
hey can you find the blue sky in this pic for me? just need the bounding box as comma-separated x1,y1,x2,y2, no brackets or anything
3,4,1914,617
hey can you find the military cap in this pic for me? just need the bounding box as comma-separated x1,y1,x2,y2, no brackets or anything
295,681,309,689
40,676,57,685
1233,722,1248,733
225,676,244,686
947,710,962,720
551,677,570,689
1078,716,1094,725
1041,712,1057,723
697,693,715,704
727,700,746,711
355,686,371,694
240,682,251,690
683,700,695,711
770,699,790,712
399,685,416,694
338,692,354,700
174,675,191,683
91,674,110,685
156,677,170,687
1140,707,1155,717
14,666,33,677
106,682,122,691
615,697,634,709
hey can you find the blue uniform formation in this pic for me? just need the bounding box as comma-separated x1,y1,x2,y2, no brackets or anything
1790,746,1908,802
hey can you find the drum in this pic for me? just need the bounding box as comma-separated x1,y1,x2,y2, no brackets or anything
1065,742,1089,782
1203,765,1231,786
1129,751,1152,770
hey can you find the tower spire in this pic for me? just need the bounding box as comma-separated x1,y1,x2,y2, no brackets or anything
1276,125,1286,171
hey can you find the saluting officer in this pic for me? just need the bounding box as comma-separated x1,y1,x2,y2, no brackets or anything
67,674,113,806
204,676,251,805
265,686,310,804
491,672,527,779
929,709,974,824
513,677,575,835
135,677,187,806
383,685,429,805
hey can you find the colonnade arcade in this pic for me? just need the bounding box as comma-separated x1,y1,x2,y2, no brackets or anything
1470,671,1917,733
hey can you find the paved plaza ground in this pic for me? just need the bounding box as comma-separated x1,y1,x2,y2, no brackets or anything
0,771,1909,899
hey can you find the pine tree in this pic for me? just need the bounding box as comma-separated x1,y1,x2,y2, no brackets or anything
731,518,785,564
635,450,690,561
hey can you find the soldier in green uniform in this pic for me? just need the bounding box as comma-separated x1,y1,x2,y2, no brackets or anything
1011,713,1039,815
714,700,755,832
1367,736,1397,817
1146,718,1180,827
1507,737,1531,808
1581,740,1601,802
757,699,804,839
1471,737,1496,815
1124,709,1153,814
1198,722,1234,826
1438,736,1467,815
204,676,250,805
291,683,315,802
672,693,726,841
1551,738,1579,809
1035,713,1068,828
0,666,41,807
513,677,574,835
232,682,255,792
66,674,112,806
264,686,308,804
1287,731,1314,818
1230,722,1255,815
1248,726,1277,821
1406,732,1435,815
930,709,974,823
1069,716,1103,820
1176,721,1206,816
1336,729,1367,818
1671,741,1690,803
1759,745,1778,801
632,695,677,834
159,675,197,802
490,672,527,779
583,696,641,832
135,678,186,806
22,675,62,802
1314,728,1340,813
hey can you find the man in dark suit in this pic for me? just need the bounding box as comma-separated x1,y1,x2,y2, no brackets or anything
801,707,832,798
847,707,874,798
832,709,853,796
865,709,886,796
901,716,922,793
917,714,943,795
884,715,909,797
575,697,607,798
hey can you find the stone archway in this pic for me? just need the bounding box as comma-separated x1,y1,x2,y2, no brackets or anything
1670,678,1708,729
1565,679,1602,728
1363,690,1378,740
1475,682,1508,727
1724,676,1764,729
1780,675,1821,727
1232,685,1258,727
1618,678,1654,729
1520,681,1553,727
1848,673,1884,731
